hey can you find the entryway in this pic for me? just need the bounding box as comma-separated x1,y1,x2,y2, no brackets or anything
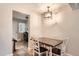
12,10,30,56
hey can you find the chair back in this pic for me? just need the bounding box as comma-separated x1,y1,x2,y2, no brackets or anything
32,37,40,53
53,39,68,56
61,39,68,55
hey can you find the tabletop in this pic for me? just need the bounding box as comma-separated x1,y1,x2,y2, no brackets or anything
38,37,63,47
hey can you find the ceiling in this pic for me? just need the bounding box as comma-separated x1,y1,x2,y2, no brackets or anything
35,3,72,14
13,3,79,20
13,10,29,20
35,3,79,14
69,3,79,10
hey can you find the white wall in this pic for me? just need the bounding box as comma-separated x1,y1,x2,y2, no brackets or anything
42,9,79,55
0,5,12,56
0,4,41,55
13,18,18,40
59,10,79,55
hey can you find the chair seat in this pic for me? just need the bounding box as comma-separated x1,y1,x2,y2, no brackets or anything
52,48,61,55
35,47,48,53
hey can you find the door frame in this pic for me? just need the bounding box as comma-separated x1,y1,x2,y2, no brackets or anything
12,10,30,51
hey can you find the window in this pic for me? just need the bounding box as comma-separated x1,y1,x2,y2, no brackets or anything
19,23,26,33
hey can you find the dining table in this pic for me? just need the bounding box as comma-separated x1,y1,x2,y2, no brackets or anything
31,37,63,56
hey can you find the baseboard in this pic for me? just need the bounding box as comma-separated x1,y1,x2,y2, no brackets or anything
5,53,13,56
5,52,73,56
64,53,73,56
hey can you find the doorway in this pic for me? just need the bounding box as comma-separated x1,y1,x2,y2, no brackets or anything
12,10,29,56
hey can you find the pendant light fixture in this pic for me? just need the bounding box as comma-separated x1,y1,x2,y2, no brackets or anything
43,6,52,19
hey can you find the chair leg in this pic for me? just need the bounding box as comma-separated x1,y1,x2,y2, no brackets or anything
33,51,35,56
38,53,41,56
46,51,48,56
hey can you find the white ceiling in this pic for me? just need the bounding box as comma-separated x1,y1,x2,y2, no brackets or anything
36,3,72,14
69,3,79,10
12,3,38,20
13,10,29,20
33,3,79,14
13,3,79,20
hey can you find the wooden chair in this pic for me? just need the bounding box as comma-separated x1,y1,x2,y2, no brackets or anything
52,47,61,56
51,39,68,56
61,39,68,56
32,37,48,56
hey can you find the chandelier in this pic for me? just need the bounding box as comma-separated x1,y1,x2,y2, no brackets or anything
43,6,52,19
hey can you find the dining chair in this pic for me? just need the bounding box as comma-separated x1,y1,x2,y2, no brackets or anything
52,47,61,56
32,37,48,56
51,39,68,56
61,39,68,56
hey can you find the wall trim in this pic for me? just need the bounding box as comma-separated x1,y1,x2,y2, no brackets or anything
5,53,73,56
5,53,13,56
64,53,73,56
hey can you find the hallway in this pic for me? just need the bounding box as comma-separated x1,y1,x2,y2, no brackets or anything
13,41,30,56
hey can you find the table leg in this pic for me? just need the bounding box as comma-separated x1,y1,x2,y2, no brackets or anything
49,46,52,56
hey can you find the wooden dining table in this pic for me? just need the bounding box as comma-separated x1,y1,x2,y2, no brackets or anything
38,37,63,56
31,37,63,56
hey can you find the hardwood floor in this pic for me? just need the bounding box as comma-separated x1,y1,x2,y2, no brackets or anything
13,40,61,56
13,41,31,56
